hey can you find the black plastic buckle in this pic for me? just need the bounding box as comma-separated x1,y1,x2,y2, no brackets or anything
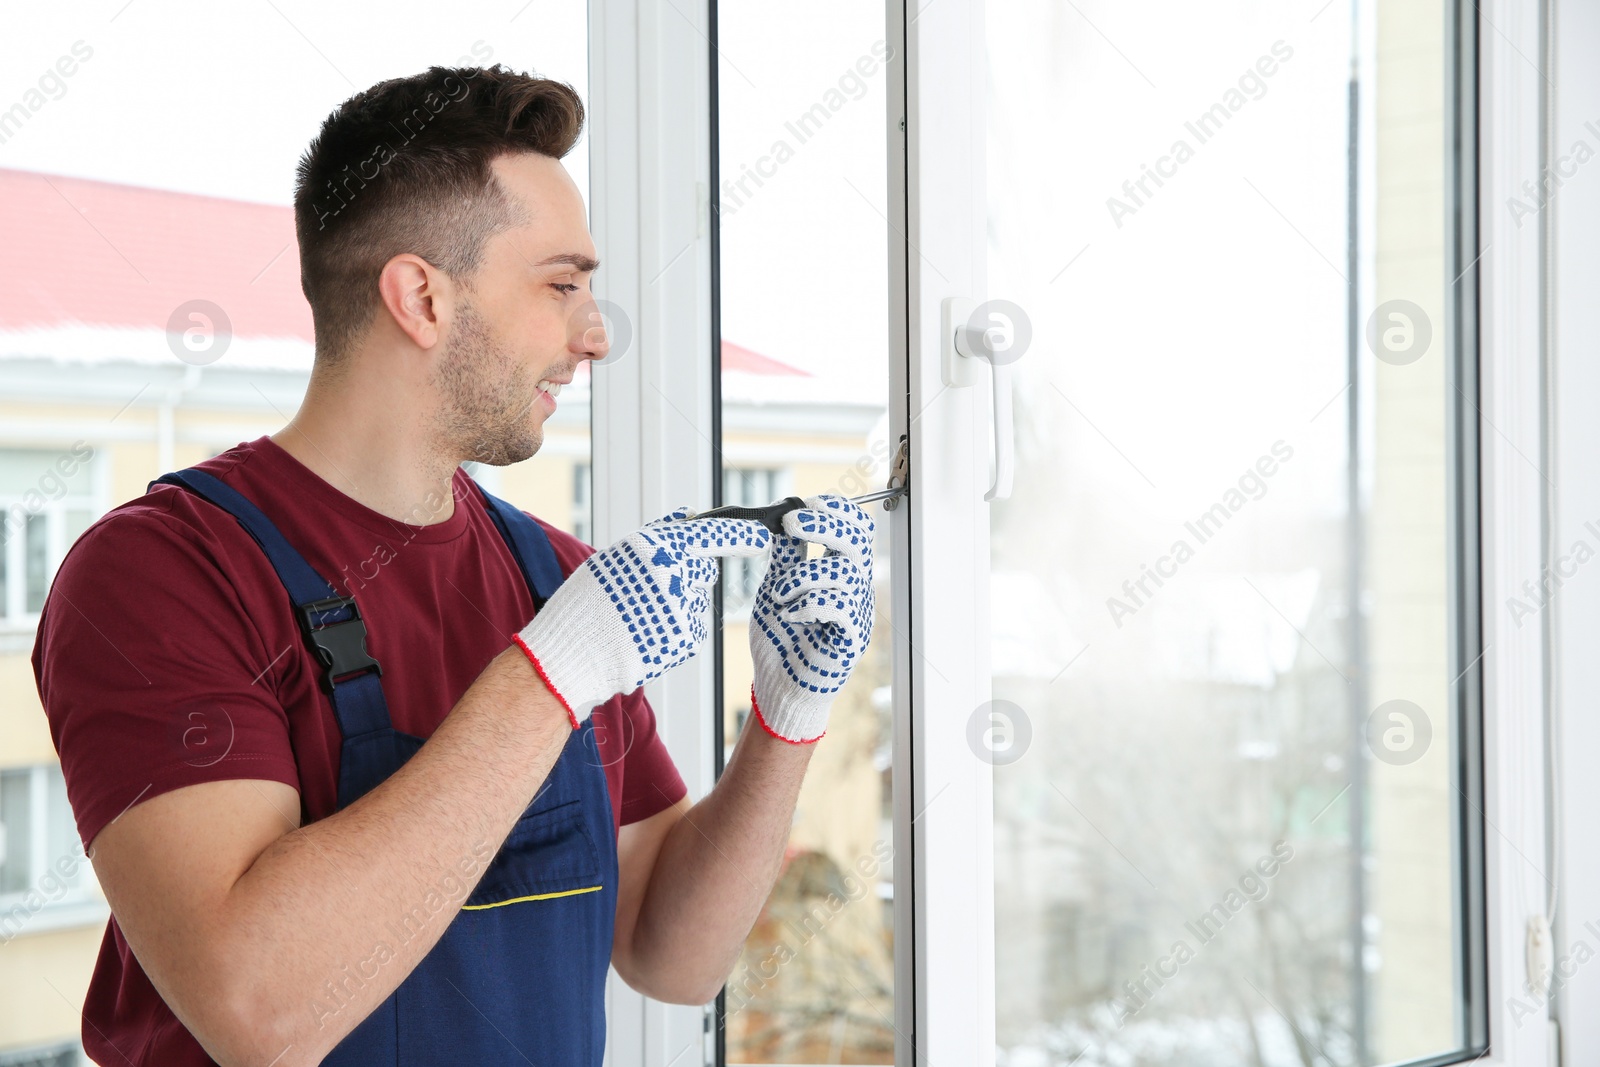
296,594,382,691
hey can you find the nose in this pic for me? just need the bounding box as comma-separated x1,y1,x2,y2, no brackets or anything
571,296,611,364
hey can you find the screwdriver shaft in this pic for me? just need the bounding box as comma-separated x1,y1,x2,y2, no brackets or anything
851,485,905,505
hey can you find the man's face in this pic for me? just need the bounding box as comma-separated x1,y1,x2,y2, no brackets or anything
431,152,607,465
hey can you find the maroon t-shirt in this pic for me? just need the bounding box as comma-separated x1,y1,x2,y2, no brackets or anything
31,435,686,1066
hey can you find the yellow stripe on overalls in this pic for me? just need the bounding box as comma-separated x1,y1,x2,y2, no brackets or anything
460,885,605,910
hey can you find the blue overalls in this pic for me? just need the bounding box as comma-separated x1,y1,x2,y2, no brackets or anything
151,468,618,1066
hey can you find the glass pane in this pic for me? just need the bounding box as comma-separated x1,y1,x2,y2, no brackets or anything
64,507,93,546
715,4,897,1062
24,513,48,615
985,2,1472,1064
45,765,84,897
0,769,32,895
0,449,95,498
722,468,782,619
572,462,593,546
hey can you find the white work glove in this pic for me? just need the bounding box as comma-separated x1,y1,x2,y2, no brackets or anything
515,509,770,727
748,494,876,743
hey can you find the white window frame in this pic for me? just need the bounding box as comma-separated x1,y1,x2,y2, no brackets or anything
1551,0,1600,1060
897,0,1554,1064
0,764,105,938
0,444,108,635
890,0,993,1059
1477,0,1555,1062
590,0,1563,1063
588,2,721,1064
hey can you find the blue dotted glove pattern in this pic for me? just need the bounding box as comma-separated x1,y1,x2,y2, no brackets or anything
589,512,770,688
521,507,769,714
751,495,876,709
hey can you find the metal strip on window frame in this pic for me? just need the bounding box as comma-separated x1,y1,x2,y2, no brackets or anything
893,0,995,1060
1447,0,1491,1057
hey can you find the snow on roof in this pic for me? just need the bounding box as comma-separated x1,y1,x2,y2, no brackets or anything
0,166,831,385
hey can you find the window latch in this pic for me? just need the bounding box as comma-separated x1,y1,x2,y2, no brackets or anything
943,296,1016,502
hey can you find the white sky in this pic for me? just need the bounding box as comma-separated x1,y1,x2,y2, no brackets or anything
715,4,893,401
984,0,1358,521
0,0,589,206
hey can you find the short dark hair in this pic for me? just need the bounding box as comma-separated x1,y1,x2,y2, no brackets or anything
292,64,585,366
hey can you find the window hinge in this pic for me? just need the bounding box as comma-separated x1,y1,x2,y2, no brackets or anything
854,433,909,511
884,433,909,509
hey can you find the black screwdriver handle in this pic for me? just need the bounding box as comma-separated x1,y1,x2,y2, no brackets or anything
689,496,807,535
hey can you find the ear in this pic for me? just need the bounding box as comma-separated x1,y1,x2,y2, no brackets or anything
376,253,452,350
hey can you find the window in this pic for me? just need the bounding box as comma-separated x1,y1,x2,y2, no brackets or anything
575,0,1555,1062
0,764,93,933
0,447,97,627
0,1040,80,1067
898,0,1486,1061
712,4,898,1061
573,462,593,547
719,467,785,618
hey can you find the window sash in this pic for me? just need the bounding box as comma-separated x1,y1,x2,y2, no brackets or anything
890,0,993,1059
1474,0,1555,1061
0,766,92,915
1,497,96,625
588,1,720,1063
589,0,1550,1063
893,0,1540,1063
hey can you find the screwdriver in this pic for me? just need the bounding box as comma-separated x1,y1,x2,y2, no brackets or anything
684,484,906,535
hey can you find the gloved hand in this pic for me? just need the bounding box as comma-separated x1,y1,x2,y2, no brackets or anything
748,494,876,743
515,509,770,727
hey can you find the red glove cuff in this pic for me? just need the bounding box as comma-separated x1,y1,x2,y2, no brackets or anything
748,683,825,745
511,634,582,731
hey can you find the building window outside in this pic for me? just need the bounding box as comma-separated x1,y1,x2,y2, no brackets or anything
721,467,783,620
0,764,90,922
0,1040,81,1067
1,447,98,628
572,463,593,546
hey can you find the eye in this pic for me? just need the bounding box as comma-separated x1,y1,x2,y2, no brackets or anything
551,282,580,295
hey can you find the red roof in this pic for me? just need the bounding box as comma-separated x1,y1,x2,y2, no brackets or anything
0,167,810,377
720,339,806,376
0,168,312,340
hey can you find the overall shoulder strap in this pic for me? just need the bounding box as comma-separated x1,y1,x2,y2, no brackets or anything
468,480,567,610
150,469,393,739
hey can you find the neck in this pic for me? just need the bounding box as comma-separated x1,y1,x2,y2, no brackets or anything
272,362,461,526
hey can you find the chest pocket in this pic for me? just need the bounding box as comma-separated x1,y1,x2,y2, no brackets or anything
464,796,603,909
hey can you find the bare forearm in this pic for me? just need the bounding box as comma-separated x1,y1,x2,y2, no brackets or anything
205,647,568,1064
626,719,816,1004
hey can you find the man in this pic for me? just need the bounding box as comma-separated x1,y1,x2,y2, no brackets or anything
31,64,876,1066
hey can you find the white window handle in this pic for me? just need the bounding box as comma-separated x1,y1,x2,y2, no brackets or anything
944,297,1018,502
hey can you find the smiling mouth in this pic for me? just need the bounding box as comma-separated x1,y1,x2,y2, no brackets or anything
533,377,569,411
